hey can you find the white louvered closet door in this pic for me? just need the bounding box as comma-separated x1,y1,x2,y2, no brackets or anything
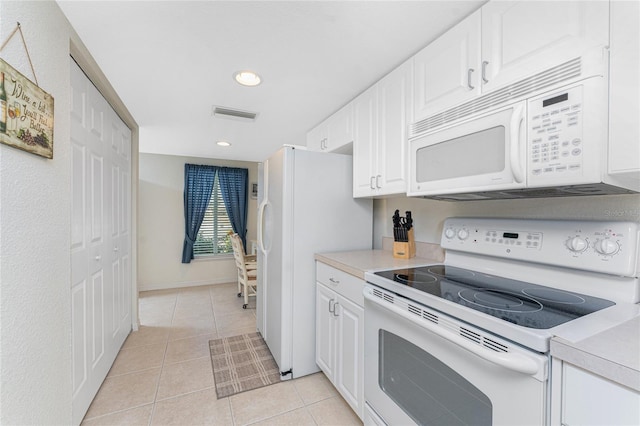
70,58,132,425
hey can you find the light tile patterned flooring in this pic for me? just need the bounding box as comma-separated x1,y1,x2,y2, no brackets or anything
81,283,362,425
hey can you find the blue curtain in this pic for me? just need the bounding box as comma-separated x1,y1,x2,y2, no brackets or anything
218,167,249,252
182,164,217,263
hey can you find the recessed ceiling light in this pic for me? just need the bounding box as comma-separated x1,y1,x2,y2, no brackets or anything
234,70,261,87
217,141,231,147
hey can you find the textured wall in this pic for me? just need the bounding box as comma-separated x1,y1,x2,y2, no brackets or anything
0,1,72,424
138,152,259,291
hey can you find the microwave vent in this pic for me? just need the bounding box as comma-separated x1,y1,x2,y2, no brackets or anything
425,183,637,201
410,57,583,138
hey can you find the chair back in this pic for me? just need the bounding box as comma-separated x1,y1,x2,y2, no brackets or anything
230,233,256,283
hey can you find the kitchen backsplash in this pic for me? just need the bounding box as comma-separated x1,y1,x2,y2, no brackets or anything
374,194,640,248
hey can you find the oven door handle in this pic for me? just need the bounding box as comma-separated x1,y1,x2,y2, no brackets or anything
364,291,540,376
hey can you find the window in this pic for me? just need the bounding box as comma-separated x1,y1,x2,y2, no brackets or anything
193,174,233,256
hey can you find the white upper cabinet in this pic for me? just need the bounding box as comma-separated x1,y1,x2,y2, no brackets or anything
608,0,640,177
376,61,411,195
307,103,354,152
327,103,354,150
353,60,411,198
353,87,377,196
413,10,481,121
306,121,328,152
413,0,609,122
481,0,609,92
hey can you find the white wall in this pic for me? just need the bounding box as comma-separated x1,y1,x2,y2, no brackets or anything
0,2,71,424
373,194,640,248
139,152,259,291
0,2,138,424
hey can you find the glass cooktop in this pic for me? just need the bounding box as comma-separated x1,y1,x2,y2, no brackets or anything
373,265,615,329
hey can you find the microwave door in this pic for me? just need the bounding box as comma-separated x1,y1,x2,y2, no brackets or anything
409,103,526,197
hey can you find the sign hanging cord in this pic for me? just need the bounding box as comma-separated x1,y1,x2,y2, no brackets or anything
0,22,39,86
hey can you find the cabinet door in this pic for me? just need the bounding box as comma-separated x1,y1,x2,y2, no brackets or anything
327,103,354,152
353,87,377,197
376,61,411,196
481,1,609,91
315,284,335,379
562,364,640,426
306,121,328,152
608,0,640,176
413,9,481,121
335,295,364,419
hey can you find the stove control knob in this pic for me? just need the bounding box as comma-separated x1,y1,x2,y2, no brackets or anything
444,228,456,239
566,237,588,253
457,229,469,240
594,239,619,256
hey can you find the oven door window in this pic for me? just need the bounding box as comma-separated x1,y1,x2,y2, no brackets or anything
379,330,492,426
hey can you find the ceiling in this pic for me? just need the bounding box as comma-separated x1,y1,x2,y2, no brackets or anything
57,1,484,163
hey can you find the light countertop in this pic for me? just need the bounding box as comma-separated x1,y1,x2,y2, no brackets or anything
315,243,444,281
551,315,640,392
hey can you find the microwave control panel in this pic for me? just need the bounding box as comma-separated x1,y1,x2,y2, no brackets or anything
528,85,584,177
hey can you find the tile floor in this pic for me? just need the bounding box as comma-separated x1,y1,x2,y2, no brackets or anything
82,282,362,426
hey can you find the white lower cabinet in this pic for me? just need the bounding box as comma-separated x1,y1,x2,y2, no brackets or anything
562,364,640,426
315,263,364,419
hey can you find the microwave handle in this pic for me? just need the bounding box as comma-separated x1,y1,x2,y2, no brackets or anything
510,104,525,183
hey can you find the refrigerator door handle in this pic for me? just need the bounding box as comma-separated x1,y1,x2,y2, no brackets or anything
258,200,268,253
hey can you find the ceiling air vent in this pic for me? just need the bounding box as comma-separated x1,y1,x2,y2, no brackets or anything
212,106,258,122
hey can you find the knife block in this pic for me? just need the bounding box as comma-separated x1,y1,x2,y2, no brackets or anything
393,229,416,259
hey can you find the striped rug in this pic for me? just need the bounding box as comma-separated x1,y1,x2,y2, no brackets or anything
209,332,281,398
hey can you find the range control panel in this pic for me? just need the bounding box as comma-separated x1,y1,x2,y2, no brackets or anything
442,218,639,277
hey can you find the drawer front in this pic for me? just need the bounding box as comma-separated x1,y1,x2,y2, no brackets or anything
316,262,364,307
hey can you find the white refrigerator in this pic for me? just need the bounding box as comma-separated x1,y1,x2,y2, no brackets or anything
256,146,372,379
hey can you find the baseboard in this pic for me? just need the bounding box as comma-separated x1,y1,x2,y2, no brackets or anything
138,276,237,292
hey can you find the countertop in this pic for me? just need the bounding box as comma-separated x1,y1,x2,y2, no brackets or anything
551,315,640,392
314,244,444,281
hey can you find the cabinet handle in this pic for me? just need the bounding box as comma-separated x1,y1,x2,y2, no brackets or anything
467,68,475,90
376,175,381,189
370,176,376,190
482,61,489,84
329,277,340,285
329,299,335,313
333,302,340,317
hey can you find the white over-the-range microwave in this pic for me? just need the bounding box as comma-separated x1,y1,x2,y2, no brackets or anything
408,58,640,201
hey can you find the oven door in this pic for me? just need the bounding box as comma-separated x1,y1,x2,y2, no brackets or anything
363,285,549,426
408,101,527,198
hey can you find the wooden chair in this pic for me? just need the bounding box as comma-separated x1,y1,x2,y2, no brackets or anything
230,233,257,309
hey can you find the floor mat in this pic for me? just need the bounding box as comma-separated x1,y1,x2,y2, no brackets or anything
209,332,281,398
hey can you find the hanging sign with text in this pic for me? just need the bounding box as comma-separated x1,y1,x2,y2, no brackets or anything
0,58,54,159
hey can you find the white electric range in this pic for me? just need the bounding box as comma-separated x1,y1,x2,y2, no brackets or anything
363,217,640,426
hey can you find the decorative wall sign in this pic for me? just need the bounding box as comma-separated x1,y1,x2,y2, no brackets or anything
0,58,54,159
